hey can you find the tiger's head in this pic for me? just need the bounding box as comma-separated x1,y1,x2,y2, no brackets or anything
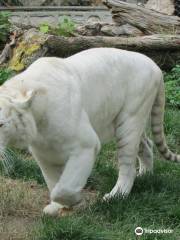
0,90,37,150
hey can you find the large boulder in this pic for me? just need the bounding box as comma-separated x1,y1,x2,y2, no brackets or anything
145,0,175,15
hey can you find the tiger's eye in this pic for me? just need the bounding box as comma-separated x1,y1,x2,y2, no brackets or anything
0,123,4,127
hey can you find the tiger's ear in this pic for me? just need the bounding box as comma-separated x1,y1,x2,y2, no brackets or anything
12,90,35,109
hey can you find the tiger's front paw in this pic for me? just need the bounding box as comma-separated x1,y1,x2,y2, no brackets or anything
43,201,62,216
103,192,114,202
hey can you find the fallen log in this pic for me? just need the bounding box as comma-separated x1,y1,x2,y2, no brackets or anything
8,29,180,71
46,34,180,70
103,0,180,35
145,0,175,15
47,34,180,53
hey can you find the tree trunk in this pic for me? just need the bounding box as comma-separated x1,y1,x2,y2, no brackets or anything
103,0,180,34
8,29,180,71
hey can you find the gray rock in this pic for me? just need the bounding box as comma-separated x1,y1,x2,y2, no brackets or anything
77,22,102,35
77,21,143,37
101,23,143,36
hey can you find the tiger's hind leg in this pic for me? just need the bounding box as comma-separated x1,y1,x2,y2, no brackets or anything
103,103,153,201
138,133,154,176
103,115,147,201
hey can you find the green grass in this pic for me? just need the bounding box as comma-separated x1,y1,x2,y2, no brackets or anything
164,108,180,151
0,149,44,184
32,159,180,240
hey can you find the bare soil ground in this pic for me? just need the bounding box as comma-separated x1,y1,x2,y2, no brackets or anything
0,176,97,240
0,177,48,240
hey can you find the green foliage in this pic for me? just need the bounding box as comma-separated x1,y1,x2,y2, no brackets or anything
39,23,50,34
164,65,180,108
39,17,75,37
164,108,180,150
0,11,11,43
0,67,13,85
56,17,76,37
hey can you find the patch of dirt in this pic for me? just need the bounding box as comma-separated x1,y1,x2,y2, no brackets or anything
0,176,98,239
0,177,48,240
0,216,36,240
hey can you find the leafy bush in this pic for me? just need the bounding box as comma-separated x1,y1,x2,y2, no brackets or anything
39,17,75,37
57,17,76,37
0,67,13,85
39,23,50,34
0,11,11,43
164,65,180,108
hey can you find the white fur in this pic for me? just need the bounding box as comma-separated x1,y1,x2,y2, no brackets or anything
43,201,63,216
0,48,161,215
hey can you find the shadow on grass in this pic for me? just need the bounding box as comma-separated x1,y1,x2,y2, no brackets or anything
0,149,44,184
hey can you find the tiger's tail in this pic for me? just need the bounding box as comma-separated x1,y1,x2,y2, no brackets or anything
151,75,180,162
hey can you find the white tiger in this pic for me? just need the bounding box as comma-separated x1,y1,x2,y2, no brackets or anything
0,48,179,216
